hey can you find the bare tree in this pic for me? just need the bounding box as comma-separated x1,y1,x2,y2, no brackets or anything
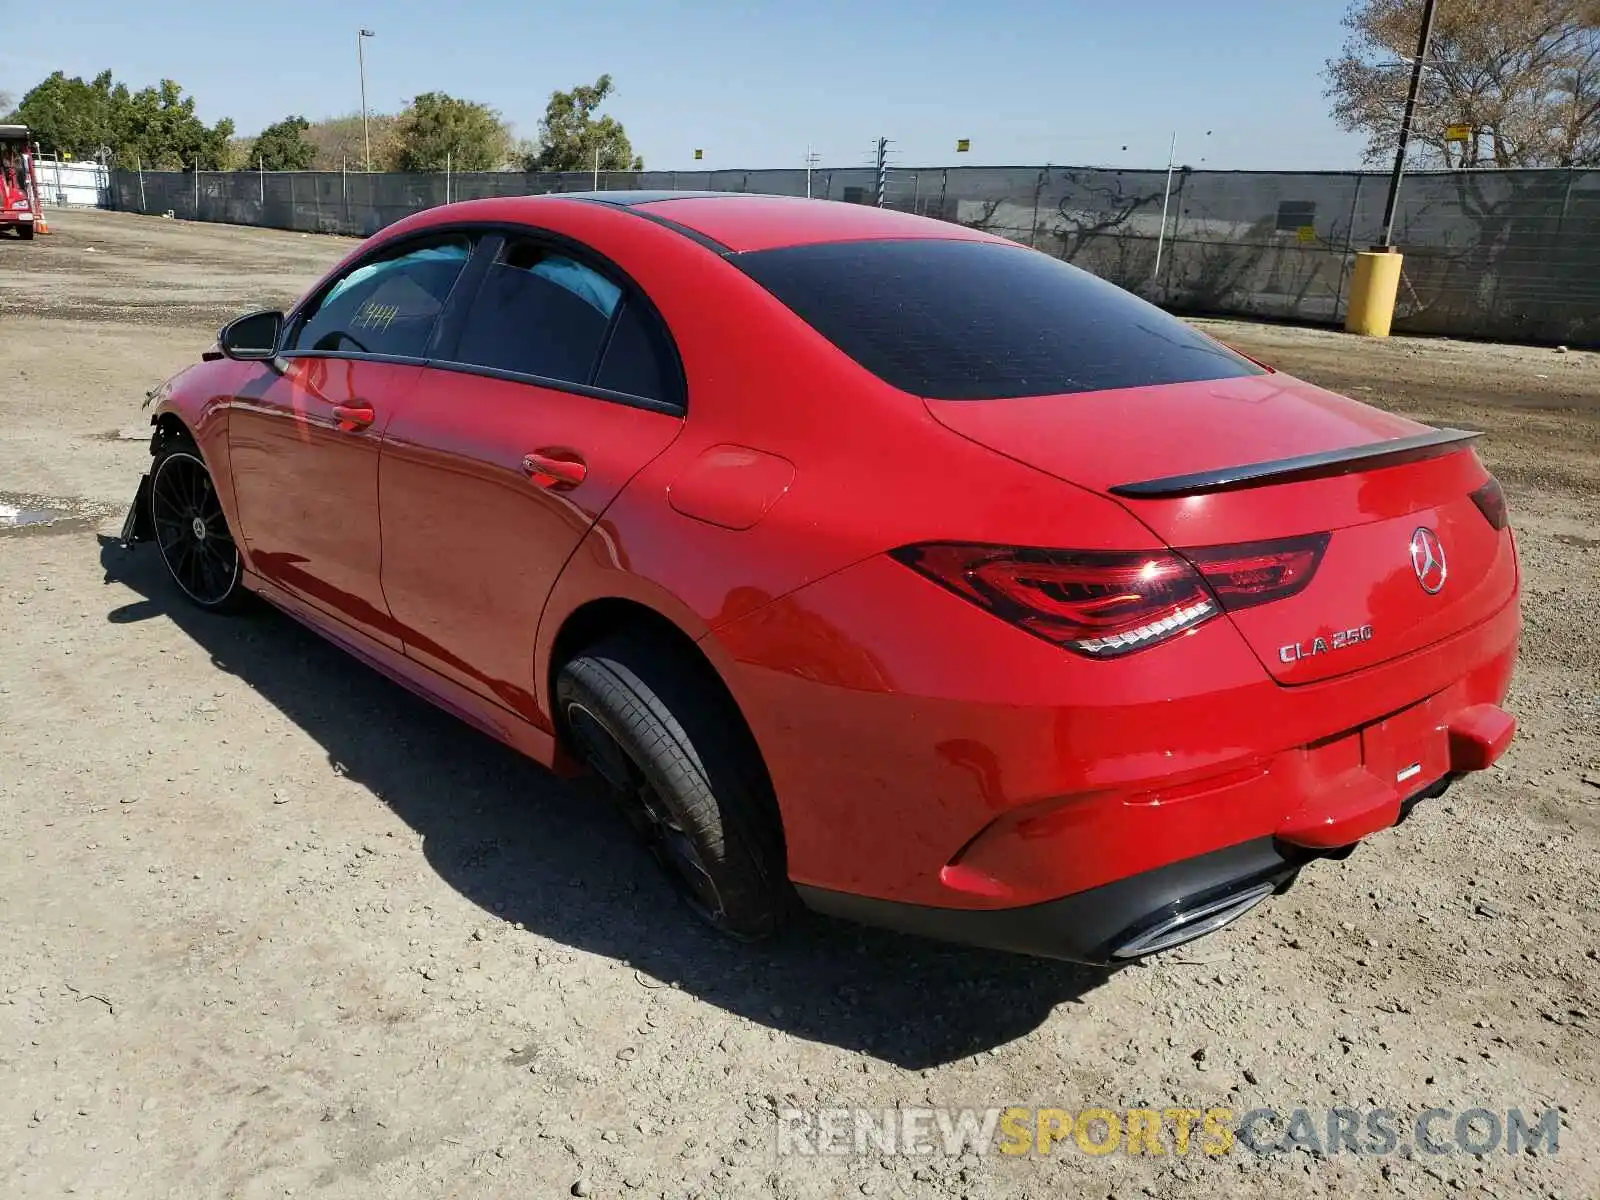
1326,0,1600,167
304,112,401,171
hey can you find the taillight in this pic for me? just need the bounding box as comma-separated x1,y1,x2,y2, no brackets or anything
891,543,1219,658
1183,533,1330,612
893,533,1330,658
1470,477,1509,530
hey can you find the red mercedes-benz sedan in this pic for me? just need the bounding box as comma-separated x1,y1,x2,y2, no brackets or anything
123,192,1520,962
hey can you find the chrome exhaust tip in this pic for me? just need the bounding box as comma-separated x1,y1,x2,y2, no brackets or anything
1109,880,1278,960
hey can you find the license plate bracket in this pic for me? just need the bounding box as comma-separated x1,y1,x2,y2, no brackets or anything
1362,695,1450,792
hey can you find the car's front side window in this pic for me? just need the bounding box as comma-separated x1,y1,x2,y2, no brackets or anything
447,240,623,386
288,237,472,359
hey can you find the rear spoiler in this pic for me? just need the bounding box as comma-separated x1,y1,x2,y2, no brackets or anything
1109,427,1482,499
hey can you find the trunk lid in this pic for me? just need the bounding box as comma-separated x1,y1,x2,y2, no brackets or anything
925,374,1518,684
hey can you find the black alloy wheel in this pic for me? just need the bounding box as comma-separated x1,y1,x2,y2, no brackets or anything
150,447,243,609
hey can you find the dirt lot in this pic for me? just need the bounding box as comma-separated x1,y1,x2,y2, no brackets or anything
2,209,1597,1200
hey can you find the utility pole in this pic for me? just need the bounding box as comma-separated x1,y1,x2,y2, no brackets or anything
805,146,820,199
1347,0,1438,336
1378,0,1438,247
874,137,889,208
593,145,601,191
358,28,376,172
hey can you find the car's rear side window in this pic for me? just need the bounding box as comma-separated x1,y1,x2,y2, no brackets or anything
735,239,1264,400
593,299,673,402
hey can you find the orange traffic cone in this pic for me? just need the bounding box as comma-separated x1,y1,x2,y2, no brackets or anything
34,214,51,235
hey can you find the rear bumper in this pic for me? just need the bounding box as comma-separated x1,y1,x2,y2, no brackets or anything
798,776,1456,963
800,836,1307,964
712,554,1520,912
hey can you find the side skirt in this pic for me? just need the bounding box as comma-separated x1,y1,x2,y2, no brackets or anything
244,570,561,769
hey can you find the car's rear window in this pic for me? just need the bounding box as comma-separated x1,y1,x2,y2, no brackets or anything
735,238,1264,400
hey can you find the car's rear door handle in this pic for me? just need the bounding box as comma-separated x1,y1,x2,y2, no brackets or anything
332,402,375,432
522,449,587,491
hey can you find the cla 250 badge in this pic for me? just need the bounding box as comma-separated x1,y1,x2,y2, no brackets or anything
1279,625,1375,664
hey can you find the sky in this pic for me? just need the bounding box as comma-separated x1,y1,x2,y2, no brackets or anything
1,0,1371,171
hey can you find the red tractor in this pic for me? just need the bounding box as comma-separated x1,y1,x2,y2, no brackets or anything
1,124,43,240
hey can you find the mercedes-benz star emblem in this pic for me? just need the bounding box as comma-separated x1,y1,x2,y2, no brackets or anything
1410,526,1446,594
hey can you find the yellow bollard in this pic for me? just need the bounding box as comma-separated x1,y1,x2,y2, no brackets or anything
1344,247,1403,337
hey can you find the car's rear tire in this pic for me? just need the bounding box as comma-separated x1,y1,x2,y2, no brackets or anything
149,440,246,612
556,634,791,940
17,223,34,240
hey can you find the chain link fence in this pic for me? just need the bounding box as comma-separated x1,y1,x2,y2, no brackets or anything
110,164,1600,345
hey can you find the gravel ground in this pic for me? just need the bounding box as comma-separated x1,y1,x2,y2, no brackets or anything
2,209,1597,1200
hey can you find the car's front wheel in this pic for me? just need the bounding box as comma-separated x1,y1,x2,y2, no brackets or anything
149,441,245,611
557,634,791,940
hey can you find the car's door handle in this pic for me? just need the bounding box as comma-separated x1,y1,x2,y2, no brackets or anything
332,402,375,432
522,449,588,491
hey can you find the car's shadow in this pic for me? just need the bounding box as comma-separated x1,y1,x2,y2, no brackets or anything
99,536,1116,1068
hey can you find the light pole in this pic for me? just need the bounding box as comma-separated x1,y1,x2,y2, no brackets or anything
357,28,376,172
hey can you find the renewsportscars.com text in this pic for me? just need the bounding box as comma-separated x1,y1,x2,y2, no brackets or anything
775,1105,1562,1158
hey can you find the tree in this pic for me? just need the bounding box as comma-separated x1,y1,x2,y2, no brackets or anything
527,75,643,171
391,92,512,172
248,115,316,171
15,70,125,157
15,70,234,167
118,78,234,168
1326,0,1600,167
304,112,401,170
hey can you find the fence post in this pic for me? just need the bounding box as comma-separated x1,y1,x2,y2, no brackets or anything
1030,166,1048,248
137,157,146,213
1555,166,1575,240
1332,173,1365,320
1163,168,1190,297
193,162,199,220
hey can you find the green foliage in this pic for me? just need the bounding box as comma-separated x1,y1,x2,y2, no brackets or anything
391,92,512,172
16,70,234,168
528,75,643,172
15,71,124,157
248,115,316,171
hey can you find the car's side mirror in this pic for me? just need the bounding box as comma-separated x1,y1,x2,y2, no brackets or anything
219,309,284,361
